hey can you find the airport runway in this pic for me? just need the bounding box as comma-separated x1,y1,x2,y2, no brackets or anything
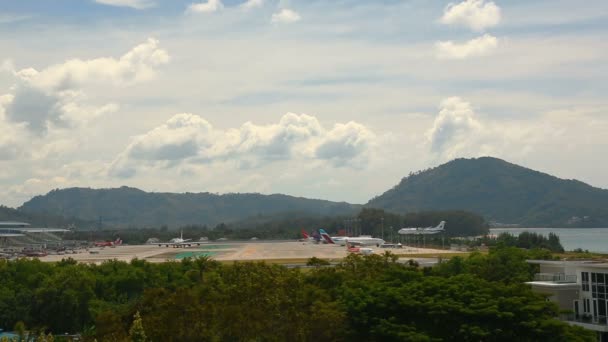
37,241,465,264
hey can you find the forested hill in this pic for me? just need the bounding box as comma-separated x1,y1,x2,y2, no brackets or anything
367,157,608,227
19,187,358,228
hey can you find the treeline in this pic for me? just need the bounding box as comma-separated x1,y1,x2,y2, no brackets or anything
70,209,488,244
475,232,565,252
0,247,594,341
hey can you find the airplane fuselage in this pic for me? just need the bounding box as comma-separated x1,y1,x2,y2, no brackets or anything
338,237,385,246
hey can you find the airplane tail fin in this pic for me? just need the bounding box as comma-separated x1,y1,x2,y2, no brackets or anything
319,229,334,244
302,230,310,239
437,221,446,230
114,237,122,246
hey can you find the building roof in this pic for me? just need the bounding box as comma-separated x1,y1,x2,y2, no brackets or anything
527,259,608,268
525,281,580,289
0,221,30,227
0,228,71,233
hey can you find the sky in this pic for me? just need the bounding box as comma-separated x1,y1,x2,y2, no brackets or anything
0,0,607,207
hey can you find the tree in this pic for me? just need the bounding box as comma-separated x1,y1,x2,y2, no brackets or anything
128,311,147,342
306,257,330,267
14,321,26,342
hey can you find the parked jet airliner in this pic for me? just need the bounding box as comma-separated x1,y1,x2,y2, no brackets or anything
398,221,446,235
319,229,385,247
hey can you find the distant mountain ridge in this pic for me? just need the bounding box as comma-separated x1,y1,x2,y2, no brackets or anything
18,186,359,228
11,157,608,228
367,157,608,227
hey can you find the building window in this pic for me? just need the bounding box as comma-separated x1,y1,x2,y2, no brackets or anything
582,272,590,292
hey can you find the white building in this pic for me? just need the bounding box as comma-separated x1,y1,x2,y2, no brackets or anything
527,259,608,341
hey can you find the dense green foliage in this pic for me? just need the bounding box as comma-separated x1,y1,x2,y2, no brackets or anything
367,157,608,227
19,187,358,228
0,247,594,341
475,232,565,252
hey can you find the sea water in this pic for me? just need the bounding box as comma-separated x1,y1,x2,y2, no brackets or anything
490,228,608,253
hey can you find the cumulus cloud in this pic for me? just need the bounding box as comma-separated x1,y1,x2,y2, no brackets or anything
188,0,224,13
427,97,483,154
271,9,301,24
440,0,501,31
94,0,155,9
110,113,375,177
435,34,498,59
128,113,214,161
241,0,264,10
0,95,29,159
1,39,167,134
16,38,169,91
316,122,375,167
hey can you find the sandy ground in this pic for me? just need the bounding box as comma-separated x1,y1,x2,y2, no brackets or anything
37,241,464,264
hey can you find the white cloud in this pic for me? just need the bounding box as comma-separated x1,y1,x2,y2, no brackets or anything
271,9,301,24
427,97,483,155
15,38,169,91
425,98,608,172
440,0,501,31
110,112,375,177
315,122,375,167
188,0,224,13
94,0,155,9
0,95,29,160
435,34,498,59
241,0,264,10
128,113,214,161
1,39,167,134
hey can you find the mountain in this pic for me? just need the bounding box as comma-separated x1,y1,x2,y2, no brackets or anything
367,157,608,227
18,186,359,228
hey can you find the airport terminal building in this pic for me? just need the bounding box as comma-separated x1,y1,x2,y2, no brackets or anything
527,260,608,341
0,221,71,257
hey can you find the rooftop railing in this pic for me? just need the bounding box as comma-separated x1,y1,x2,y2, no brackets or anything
533,273,577,283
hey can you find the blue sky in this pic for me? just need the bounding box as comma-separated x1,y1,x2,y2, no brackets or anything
0,0,607,206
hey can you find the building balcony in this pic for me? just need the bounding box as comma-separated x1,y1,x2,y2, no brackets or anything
564,313,608,332
533,273,577,283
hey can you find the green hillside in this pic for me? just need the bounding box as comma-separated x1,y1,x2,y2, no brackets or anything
367,157,608,227
18,186,358,228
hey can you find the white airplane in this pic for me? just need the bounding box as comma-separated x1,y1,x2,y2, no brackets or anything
398,221,446,235
320,229,385,247
157,231,205,248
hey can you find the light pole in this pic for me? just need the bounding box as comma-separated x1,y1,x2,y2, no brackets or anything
381,217,384,240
